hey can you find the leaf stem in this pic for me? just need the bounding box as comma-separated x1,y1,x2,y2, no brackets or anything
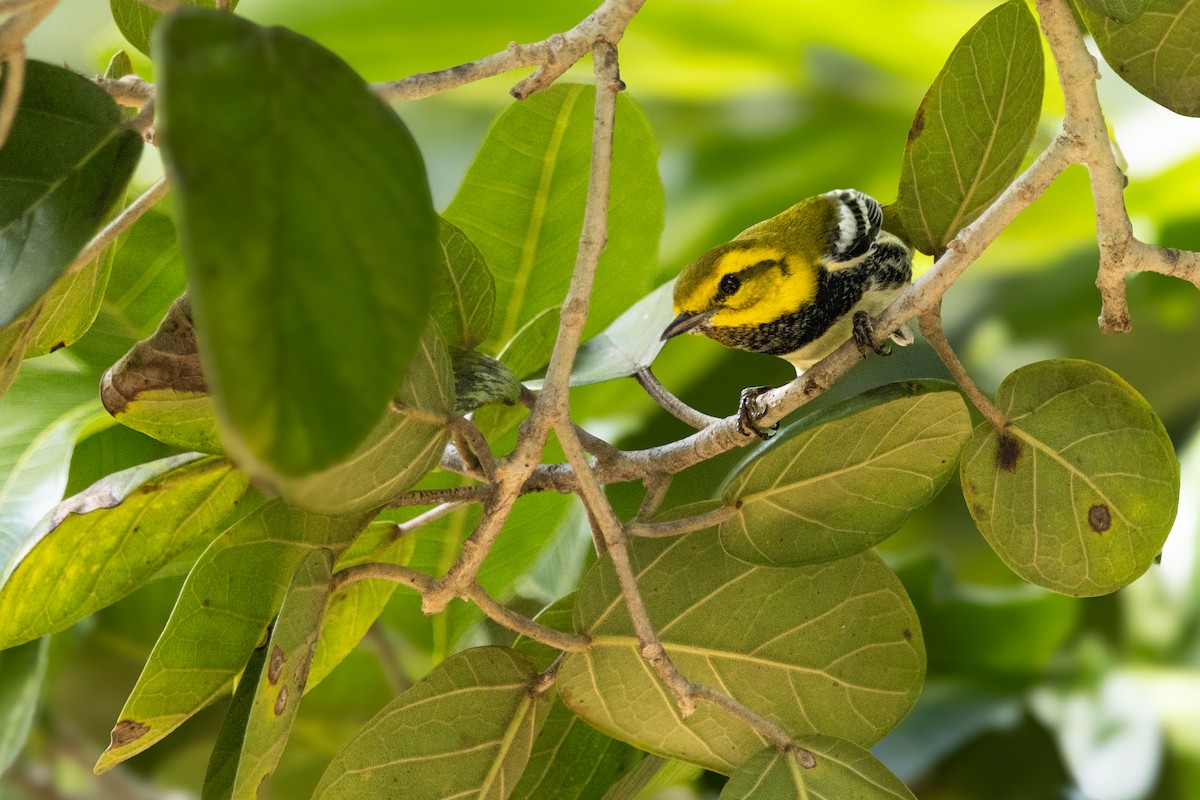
918,302,1007,430
625,503,738,538
61,178,169,280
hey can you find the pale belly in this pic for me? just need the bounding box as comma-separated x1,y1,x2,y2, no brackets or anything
780,286,907,373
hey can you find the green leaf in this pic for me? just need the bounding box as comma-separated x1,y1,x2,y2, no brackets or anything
567,279,675,387
434,218,495,349
157,10,438,476
307,520,415,690
260,323,453,515
1080,0,1153,22
0,60,143,328
313,646,550,800
101,295,222,453
111,0,239,57
961,359,1179,596
444,84,664,354
0,454,247,649
0,637,49,773
719,738,916,799
897,0,1044,255
452,348,521,413
1,357,112,581
720,382,971,566
226,548,335,799
558,530,925,774
499,305,561,380
95,500,370,772
202,636,269,800
1080,0,1200,116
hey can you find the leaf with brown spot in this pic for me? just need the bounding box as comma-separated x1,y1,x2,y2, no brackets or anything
961,359,1179,597
719,738,915,800
109,720,150,749
896,0,1044,255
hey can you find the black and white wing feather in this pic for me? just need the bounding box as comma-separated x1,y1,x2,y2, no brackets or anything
824,189,882,266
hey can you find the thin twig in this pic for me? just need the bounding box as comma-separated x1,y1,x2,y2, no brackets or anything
625,503,738,538
0,43,25,150
0,0,56,60
918,302,1007,430
95,74,156,107
373,0,645,102
387,484,492,508
634,367,721,430
520,384,620,466
333,563,589,652
635,473,671,522
460,583,590,652
390,501,466,540
60,178,169,280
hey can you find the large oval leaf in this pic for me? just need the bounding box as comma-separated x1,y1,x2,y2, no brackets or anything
262,323,453,515
567,279,675,387
720,381,970,566
444,84,663,357
961,359,1179,596
100,295,222,453
313,647,549,800
0,60,142,328
897,0,1044,255
1081,0,1200,116
0,454,247,649
95,501,370,772
111,0,240,56
558,530,925,774
720,738,916,800
156,9,438,476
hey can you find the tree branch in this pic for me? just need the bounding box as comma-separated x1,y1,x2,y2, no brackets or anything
918,301,1008,430
625,502,738,538
0,43,25,150
634,366,722,430
373,0,645,102
387,484,493,508
61,178,169,280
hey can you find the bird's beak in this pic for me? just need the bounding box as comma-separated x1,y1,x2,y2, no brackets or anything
660,310,711,341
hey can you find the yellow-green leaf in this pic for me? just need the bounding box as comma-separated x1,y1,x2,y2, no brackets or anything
721,381,970,566
0,454,247,649
719,738,916,799
313,647,550,800
558,530,925,774
961,359,1179,596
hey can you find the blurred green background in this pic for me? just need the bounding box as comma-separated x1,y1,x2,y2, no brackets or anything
9,0,1200,798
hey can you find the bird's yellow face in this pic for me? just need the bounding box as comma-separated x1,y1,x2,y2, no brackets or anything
663,242,819,339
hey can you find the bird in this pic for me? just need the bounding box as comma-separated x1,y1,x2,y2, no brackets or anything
660,189,913,439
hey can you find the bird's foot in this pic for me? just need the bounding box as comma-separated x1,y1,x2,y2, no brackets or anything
738,386,778,440
853,311,892,358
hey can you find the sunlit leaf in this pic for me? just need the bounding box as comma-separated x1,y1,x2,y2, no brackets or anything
313,647,549,800
558,530,925,774
0,60,142,328
452,348,521,413
512,598,648,800
721,381,970,566
307,521,415,690
227,549,334,800
568,279,675,387
157,10,438,476
434,218,495,350
0,637,48,773
961,359,1179,596
0,454,247,649
95,501,370,772
1080,0,1152,23
110,0,239,57
897,0,1044,255
0,357,111,582
101,295,222,453
1081,0,1200,116
444,84,663,355
719,738,916,799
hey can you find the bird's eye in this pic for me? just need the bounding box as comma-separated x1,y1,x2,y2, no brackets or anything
719,274,741,295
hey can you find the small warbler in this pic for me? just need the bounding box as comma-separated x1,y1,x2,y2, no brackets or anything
661,189,913,438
